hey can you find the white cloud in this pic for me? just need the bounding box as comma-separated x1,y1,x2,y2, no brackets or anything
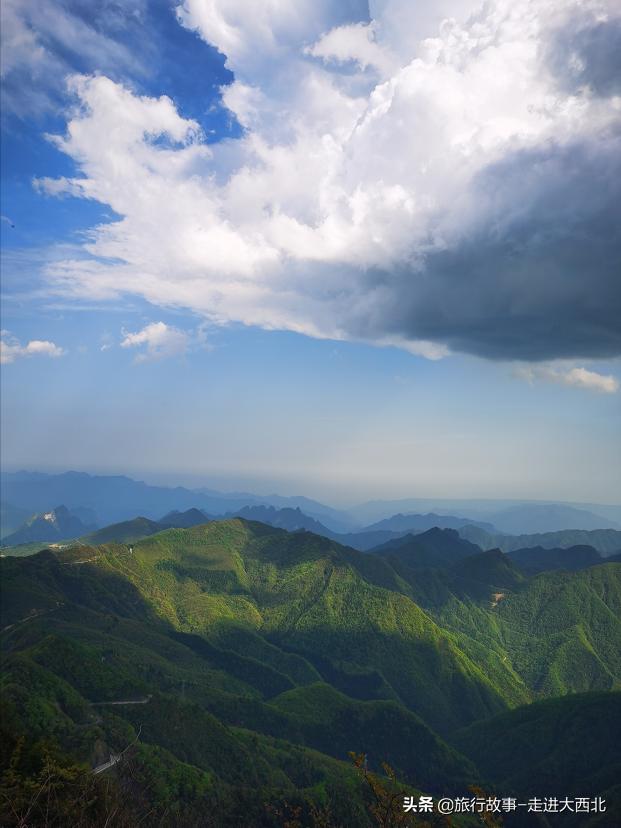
35,0,621,362
375,336,449,360
120,321,190,362
516,364,619,393
305,22,396,75
176,0,355,77
0,332,66,364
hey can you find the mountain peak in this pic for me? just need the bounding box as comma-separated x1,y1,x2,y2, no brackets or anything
3,504,93,547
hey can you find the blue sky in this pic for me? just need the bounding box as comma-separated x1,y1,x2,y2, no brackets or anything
1,0,620,504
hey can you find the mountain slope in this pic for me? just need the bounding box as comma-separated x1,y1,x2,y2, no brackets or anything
6,521,620,710
81,516,164,545
386,550,621,705
90,520,508,733
82,509,213,545
449,548,525,592
451,692,621,825
2,520,620,825
494,565,621,696
1,532,487,824
0,523,512,733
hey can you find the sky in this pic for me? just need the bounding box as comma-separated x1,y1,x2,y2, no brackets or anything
1,0,620,505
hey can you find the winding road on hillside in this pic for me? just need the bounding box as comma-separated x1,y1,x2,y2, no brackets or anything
90,695,152,707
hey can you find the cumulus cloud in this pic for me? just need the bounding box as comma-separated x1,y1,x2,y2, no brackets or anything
516,364,619,393
176,0,368,78
35,0,621,362
120,321,190,362
0,331,65,364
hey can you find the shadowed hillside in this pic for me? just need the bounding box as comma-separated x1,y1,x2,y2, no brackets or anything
451,692,621,826
2,520,620,826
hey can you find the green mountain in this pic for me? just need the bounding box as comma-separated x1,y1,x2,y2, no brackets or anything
1,522,489,825
81,516,163,545
382,546,621,706
489,565,621,696
2,519,620,826
159,507,211,528
449,548,525,591
66,520,508,733
81,509,213,545
372,527,482,568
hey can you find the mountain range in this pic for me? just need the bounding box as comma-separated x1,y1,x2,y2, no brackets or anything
346,496,621,532
4,473,621,568
0,471,349,532
2,516,620,826
459,524,621,557
3,498,493,552
2,471,619,538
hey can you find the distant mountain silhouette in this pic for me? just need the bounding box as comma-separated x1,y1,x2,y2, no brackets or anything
230,505,333,535
459,525,621,557
159,508,211,528
84,509,213,544
0,470,349,529
2,505,94,546
82,516,163,545
363,512,496,533
487,503,620,534
228,507,501,553
226,505,405,551
347,497,621,532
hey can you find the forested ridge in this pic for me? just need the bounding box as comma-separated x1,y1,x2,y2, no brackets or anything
2,520,620,826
